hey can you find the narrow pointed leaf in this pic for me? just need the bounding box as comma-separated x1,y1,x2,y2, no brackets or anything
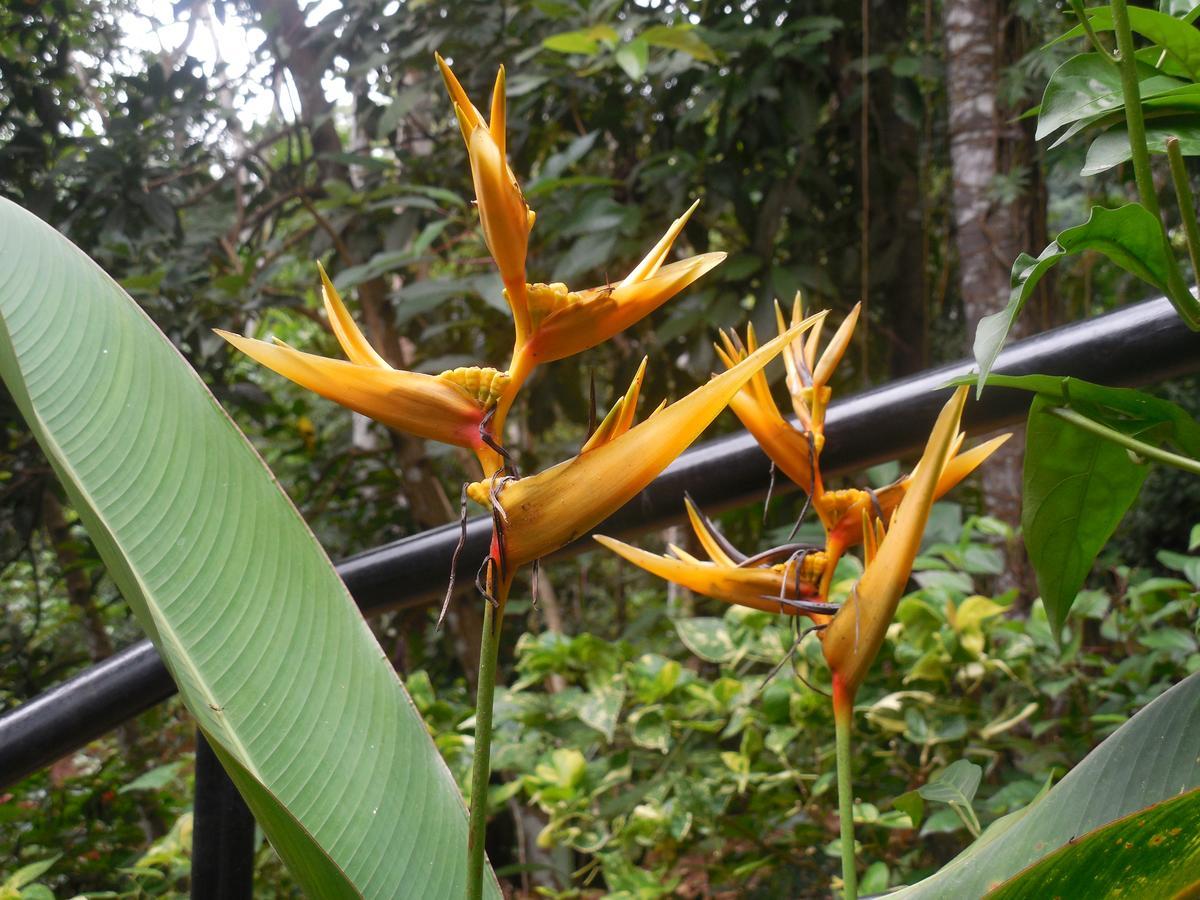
973,205,1175,394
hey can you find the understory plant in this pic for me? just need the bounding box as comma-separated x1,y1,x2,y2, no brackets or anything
2,12,1199,897
599,306,1008,896
219,56,817,898
973,0,1200,633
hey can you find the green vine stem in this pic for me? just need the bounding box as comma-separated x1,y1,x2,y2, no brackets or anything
1166,136,1200,288
1111,0,1161,219
833,676,858,900
1069,0,1116,61
1109,0,1200,328
467,589,506,900
1049,406,1200,476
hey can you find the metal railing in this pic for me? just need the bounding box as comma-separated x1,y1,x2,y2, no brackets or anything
2,296,1198,896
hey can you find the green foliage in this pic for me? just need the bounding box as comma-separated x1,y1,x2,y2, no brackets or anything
973,204,1180,391
0,200,495,897
896,670,1200,897
986,788,1200,899
1023,393,1153,635
402,515,1200,895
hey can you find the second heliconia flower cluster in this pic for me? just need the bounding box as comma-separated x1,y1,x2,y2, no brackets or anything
597,302,1009,697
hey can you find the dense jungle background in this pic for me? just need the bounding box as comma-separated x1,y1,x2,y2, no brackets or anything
2,0,1199,896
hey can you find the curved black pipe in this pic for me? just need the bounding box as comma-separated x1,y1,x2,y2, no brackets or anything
1,296,1197,788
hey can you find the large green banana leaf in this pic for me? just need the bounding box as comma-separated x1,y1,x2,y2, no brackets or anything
0,198,500,899
894,672,1200,898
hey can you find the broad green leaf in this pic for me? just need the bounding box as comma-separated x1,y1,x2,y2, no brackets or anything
973,204,1172,393
966,374,1200,457
918,760,983,807
0,199,499,899
893,790,925,829
629,706,671,753
1046,82,1200,150
1023,394,1152,634
1056,7,1200,79
1083,118,1200,174
1036,53,1184,140
986,789,1200,899
640,24,719,64
578,685,624,741
542,24,619,56
614,38,650,81
675,617,737,663
894,672,1200,898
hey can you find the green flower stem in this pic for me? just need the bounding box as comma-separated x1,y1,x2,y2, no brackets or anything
467,595,504,900
1110,0,1200,329
1049,406,1200,476
1069,0,1115,62
833,677,858,900
1111,0,1160,219
1166,136,1200,288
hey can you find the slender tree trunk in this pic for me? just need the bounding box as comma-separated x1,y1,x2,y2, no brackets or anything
945,0,1045,597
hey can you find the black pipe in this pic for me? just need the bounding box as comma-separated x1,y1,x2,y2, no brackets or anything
1,296,1197,789
192,732,256,899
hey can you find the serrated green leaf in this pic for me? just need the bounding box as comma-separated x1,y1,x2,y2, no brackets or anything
894,673,1200,898
0,198,499,899
973,204,1173,393
1023,394,1152,635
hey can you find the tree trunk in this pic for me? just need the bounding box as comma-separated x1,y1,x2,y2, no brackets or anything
945,0,1046,597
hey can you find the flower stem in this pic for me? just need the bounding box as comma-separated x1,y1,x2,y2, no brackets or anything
1166,136,1200,288
1048,406,1200,476
467,594,505,900
833,677,858,900
1110,0,1200,329
1111,0,1159,219
1069,0,1115,62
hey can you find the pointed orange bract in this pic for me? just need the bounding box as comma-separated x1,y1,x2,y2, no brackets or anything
216,329,491,451
595,535,826,615
820,386,969,695
438,55,533,340
521,202,724,364
481,316,820,569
